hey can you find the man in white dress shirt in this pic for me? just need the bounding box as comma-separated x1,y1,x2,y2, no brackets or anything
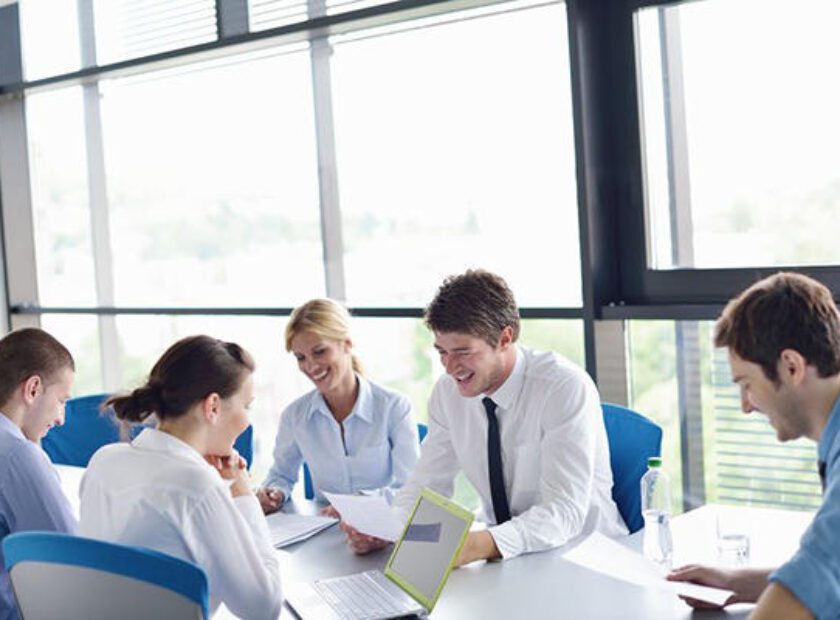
344,269,626,564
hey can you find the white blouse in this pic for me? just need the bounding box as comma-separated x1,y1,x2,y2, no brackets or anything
79,429,282,619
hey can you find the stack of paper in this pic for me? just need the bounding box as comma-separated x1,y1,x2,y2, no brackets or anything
265,512,338,548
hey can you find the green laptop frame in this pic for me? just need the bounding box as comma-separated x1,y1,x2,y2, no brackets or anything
383,488,474,612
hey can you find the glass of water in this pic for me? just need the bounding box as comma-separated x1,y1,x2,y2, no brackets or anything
716,511,750,567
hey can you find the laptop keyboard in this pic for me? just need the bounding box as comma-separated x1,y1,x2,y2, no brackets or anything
312,570,420,619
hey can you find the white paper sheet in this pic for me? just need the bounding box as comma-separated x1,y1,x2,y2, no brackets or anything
265,512,338,548
323,492,404,542
563,532,734,607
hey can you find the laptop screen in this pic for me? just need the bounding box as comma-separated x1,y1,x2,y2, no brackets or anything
384,490,473,611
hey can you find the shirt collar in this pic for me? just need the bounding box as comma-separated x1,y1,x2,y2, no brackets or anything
305,374,373,423
482,346,524,413
0,411,25,441
132,427,212,470
818,392,840,466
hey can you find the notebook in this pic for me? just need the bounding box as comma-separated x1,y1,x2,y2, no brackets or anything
265,512,338,548
286,488,474,620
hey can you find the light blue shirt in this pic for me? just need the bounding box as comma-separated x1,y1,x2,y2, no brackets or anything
0,413,77,620
770,394,840,619
263,376,419,501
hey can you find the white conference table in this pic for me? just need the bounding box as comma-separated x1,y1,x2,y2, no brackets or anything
267,502,812,620
56,466,815,619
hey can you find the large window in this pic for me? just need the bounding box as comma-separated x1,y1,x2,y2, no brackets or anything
11,0,835,518
18,0,81,80
99,51,323,307
637,0,840,270
26,88,97,306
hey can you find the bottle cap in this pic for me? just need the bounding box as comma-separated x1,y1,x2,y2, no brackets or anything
647,456,662,468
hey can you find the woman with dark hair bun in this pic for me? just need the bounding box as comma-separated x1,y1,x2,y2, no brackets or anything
79,335,283,619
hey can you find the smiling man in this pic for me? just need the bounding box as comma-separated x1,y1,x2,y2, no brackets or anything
0,328,77,620
342,269,626,563
669,272,840,619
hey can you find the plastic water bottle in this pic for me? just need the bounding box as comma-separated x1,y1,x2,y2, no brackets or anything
640,456,673,570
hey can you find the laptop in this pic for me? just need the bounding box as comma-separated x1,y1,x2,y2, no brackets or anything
286,488,474,620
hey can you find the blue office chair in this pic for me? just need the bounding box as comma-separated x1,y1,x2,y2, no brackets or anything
2,531,208,619
303,422,429,500
42,392,255,468
601,403,663,533
233,424,254,468
41,393,129,467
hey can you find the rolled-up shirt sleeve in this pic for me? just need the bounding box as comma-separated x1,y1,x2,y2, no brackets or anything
770,474,840,618
488,375,600,559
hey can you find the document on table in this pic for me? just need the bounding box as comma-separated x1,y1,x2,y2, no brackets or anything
323,492,404,542
265,512,338,548
562,532,734,607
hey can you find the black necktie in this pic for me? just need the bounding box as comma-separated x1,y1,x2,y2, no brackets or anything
819,460,827,494
483,397,511,524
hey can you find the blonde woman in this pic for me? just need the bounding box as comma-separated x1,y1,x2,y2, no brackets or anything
257,299,419,513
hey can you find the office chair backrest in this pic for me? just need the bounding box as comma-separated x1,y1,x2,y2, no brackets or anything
42,393,254,468
601,403,663,533
303,422,429,500
41,393,124,467
2,531,208,620
233,424,254,468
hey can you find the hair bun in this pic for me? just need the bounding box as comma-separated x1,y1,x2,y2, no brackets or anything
108,384,164,423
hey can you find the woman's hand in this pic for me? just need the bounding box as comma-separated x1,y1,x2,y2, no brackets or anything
257,487,285,514
205,449,251,497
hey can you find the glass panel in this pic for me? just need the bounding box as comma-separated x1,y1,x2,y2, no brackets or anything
26,87,98,307
637,0,840,269
19,0,81,81
249,0,443,31
39,314,103,396
351,318,438,425
627,320,685,512
93,0,218,65
249,0,308,31
520,319,584,369
99,49,324,307
332,0,581,306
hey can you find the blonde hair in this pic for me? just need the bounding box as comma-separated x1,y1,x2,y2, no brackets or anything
285,299,364,376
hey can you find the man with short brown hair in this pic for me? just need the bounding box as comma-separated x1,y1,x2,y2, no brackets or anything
670,272,840,619
0,328,77,620
343,269,626,564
